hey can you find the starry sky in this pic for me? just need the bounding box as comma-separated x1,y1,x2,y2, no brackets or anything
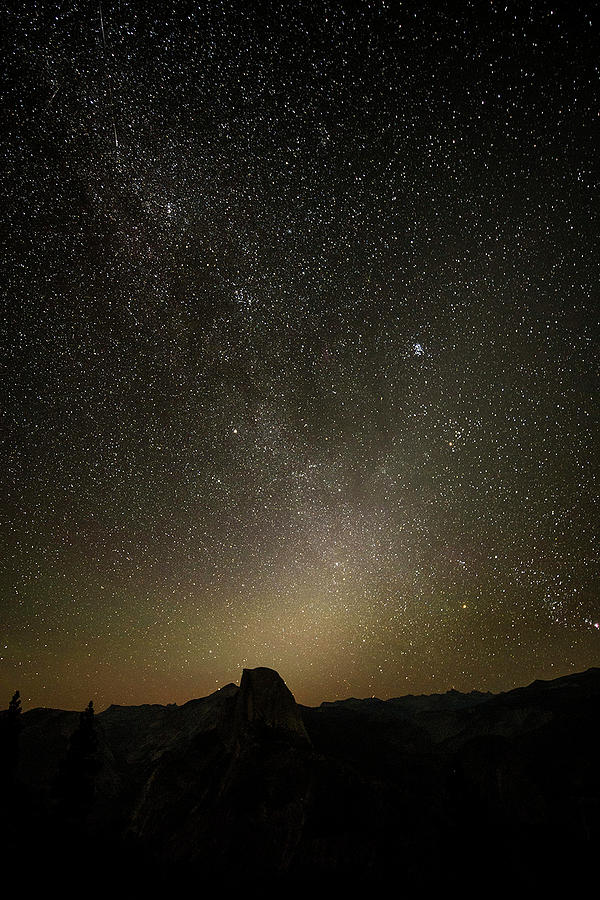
2,0,598,710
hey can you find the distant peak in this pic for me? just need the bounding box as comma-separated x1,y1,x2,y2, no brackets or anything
234,667,309,742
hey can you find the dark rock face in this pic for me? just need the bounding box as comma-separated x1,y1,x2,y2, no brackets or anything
130,668,312,876
234,666,310,743
5,666,600,889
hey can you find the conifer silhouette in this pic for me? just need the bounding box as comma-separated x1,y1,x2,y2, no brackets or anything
0,690,22,780
57,700,100,820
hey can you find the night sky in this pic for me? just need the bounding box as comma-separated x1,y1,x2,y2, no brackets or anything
2,1,598,710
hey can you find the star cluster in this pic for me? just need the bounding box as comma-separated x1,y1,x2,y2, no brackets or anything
1,1,598,709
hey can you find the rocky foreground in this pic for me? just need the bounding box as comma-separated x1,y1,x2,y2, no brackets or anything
4,666,600,888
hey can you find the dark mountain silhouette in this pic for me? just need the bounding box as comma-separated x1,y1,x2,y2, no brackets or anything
3,666,600,889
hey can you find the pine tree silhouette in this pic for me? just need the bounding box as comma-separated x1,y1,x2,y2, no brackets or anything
0,690,22,780
57,700,100,821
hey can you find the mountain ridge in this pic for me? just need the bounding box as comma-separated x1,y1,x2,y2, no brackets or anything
4,665,599,887
20,664,600,718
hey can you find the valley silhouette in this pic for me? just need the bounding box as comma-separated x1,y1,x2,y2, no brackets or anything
2,665,599,890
